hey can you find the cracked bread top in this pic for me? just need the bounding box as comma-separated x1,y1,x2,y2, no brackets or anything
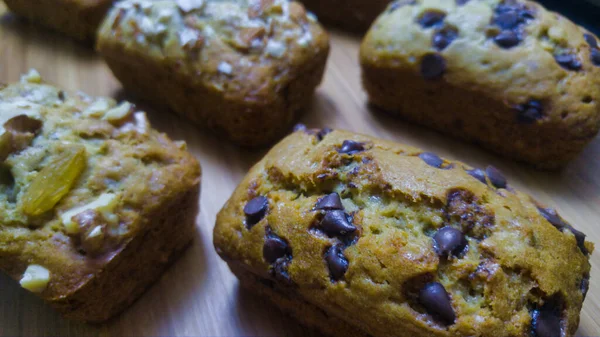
0,71,201,299
360,0,600,141
214,128,593,337
97,0,329,104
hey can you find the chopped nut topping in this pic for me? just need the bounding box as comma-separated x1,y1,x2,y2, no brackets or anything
179,28,203,50
176,0,205,12
265,40,286,58
103,102,134,123
20,69,42,84
82,98,113,118
217,61,233,74
235,26,267,50
20,265,50,293
61,193,118,234
288,2,307,22
248,0,275,18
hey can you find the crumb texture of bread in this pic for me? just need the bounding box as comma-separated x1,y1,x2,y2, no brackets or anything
299,0,392,32
214,128,593,337
2,0,115,40
360,0,600,169
0,71,201,322
97,0,330,147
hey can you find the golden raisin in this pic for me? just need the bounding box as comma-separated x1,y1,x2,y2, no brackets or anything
22,146,87,216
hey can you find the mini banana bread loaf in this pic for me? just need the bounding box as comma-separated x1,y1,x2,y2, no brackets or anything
298,0,392,32
360,0,600,169
2,0,114,40
0,70,201,322
97,0,329,147
214,127,593,337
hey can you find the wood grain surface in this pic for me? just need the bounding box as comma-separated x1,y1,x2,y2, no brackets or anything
0,3,599,336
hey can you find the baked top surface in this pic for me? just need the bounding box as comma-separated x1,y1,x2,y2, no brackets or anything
215,128,593,336
0,72,201,299
97,0,329,105
360,0,600,140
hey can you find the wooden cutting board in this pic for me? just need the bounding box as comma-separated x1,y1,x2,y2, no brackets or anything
0,4,599,336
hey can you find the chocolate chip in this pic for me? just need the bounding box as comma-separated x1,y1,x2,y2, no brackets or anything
338,140,365,155
293,123,307,132
419,282,456,325
584,33,598,48
433,226,467,258
591,49,600,67
421,53,446,80
388,0,416,12
493,10,520,30
325,244,349,281
516,100,543,124
531,302,561,337
244,196,268,228
316,193,344,211
466,168,487,184
317,127,333,140
581,275,590,299
485,166,507,189
433,25,458,51
456,0,470,5
537,207,588,255
494,30,521,49
272,256,292,284
320,210,356,237
555,54,582,71
417,10,446,28
419,152,444,168
263,234,290,264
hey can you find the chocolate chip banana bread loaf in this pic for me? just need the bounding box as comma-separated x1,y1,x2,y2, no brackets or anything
0,70,201,322
360,0,600,169
2,0,114,40
214,127,593,337
97,0,329,147
298,0,392,32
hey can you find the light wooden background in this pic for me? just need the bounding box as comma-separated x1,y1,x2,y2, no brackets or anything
0,3,599,337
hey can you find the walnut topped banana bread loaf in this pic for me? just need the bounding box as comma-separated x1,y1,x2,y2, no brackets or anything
214,127,593,337
2,0,115,40
361,0,600,169
97,0,330,147
0,70,201,322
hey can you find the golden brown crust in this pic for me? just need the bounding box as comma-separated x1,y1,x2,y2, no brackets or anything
299,0,392,32
0,73,202,321
97,0,330,147
214,128,593,337
360,0,600,169
3,0,114,41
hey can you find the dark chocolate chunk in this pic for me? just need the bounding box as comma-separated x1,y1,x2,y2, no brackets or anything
493,10,520,30
419,152,444,168
531,302,561,337
433,226,467,258
456,0,470,5
537,207,588,255
325,244,349,281
581,275,590,299
419,282,456,325
263,234,290,264
316,193,344,211
244,196,268,228
338,140,365,155
494,30,521,49
568,225,588,256
584,33,598,48
417,10,446,28
293,123,307,132
466,168,487,184
272,256,293,284
420,53,446,80
591,49,600,67
388,0,416,12
485,165,507,189
320,210,357,237
555,54,582,71
516,100,543,124
433,25,458,51
317,127,333,140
